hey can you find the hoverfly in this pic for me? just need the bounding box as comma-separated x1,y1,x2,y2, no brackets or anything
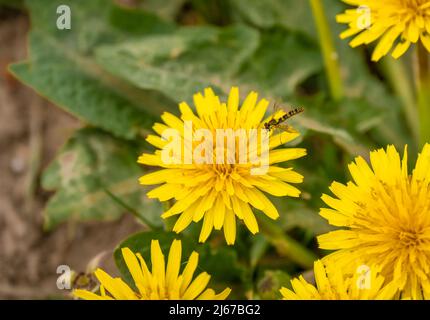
72,271,99,292
263,102,304,133
71,251,108,294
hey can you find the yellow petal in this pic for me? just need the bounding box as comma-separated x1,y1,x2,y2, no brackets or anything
213,287,231,300
150,240,166,289
139,169,182,185
146,135,167,149
121,248,147,296
197,288,215,300
246,98,269,128
269,167,304,183
213,194,226,230
255,179,301,197
147,183,181,201
166,239,182,290
420,34,430,53
137,153,164,166
173,209,194,234
227,86,239,113
94,269,136,300
199,207,214,242
371,26,402,61
238,199,259,234
392,40,411,59
269,148,307,164
280,287,298,300
244,187,279,219
182,272,211,300
223,209,236,245
73,289,112,300
239,91,258,121
180,251,199,295
161,112,184,133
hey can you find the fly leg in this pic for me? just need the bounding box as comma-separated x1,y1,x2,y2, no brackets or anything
276,124,298,145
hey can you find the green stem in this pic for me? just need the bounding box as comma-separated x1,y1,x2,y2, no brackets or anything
416,42,430,147
162,200,177,231
104,188,160,230
381,57,419,147
257,215,317,269
309,0,343,101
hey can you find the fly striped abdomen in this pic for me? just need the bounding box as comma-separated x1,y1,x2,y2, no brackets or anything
263,104,304,132
278,107,304,123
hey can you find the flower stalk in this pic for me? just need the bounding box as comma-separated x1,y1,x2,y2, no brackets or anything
416,42,430,146
257,215,316,269
104,188,160,230
381,57,419,147
309,0,343,101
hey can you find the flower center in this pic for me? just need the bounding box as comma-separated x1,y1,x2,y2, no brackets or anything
212,163,235,175
398,229,422,247
403,0,430,14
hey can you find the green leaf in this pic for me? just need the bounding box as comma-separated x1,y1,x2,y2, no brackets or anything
237,29,322,98
95,23,362,151
0,0,24,9
10,0,176,139
41,128,163,230
277,201,334,236
249,234,269,269
10,57,156,140
109,4,176,35
229,0,315,36
131,0,186,22
95,24,260,103
256,270,291,300
198,246,245,283
296,112,369,157
24,0,173,51
322,2,410,147
95,24,324,101
230,0,410,147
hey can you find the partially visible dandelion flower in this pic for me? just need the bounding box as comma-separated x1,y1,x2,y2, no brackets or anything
138,87,306,245
280,260,397,300
73,239,231,300
318,144,430,299
337,0,430,61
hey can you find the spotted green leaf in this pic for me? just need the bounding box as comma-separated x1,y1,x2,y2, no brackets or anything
41,128,163,230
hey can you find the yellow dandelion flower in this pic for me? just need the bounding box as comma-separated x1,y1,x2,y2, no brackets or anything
280,260,397,300
73,239,231,300
318,144,430,299
138,87,306,245
337,0,430,61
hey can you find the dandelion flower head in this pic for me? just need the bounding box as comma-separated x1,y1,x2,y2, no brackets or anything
318,144,430,299
73,239,231,300
337,0,430,61
138,87,306,244
280,260,397,300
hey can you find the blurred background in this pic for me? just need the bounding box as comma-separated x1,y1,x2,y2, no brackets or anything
0,3,144,299
0,0,419,299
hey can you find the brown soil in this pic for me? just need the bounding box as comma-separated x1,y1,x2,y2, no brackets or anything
0,9,142,299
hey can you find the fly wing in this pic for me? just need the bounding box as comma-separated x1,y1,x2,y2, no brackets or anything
262,101,280,126
277,123,298,133
272,101,289,120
